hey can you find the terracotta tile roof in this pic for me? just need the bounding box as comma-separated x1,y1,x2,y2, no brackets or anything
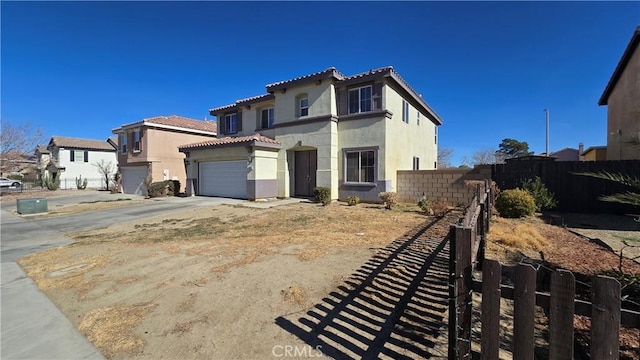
35,145,50,154
49,136,116,151
142,115,217,133
210,94,275,113
179,133,280,151
265,67,344,90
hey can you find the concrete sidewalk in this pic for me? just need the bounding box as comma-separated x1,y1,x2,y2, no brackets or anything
1,211,105,359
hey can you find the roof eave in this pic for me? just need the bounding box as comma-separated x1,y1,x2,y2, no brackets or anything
598,26,640,106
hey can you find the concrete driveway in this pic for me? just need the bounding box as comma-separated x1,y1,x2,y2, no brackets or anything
0,193,250,359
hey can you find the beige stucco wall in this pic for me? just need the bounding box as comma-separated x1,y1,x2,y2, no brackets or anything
274,120,337,198
235,99,276,137
607,43,640,160
383,83,438,187
273,81,335,123
250,148,278,181
583,148,607,161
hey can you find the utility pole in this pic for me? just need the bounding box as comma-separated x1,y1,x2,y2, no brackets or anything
544,109,549,156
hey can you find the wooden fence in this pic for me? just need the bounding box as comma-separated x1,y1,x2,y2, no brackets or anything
448,179,640,359
491,159,640,214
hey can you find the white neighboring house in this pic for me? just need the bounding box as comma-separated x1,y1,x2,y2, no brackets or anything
44,136,118,189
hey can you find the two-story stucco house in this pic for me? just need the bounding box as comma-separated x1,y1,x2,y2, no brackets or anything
112,115,217,195
44,136,118,189
179,66,443,202
599,26,640,160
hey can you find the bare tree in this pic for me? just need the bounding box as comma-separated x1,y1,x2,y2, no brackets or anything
437,147,454,168
0,121,45,156
93,160,115,190
461,148,505,167
0,121,45,176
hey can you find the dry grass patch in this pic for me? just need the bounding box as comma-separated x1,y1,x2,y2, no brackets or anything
281,285,308,307
17,250,111,292
79,302,157,358
297,248,327,261
487,217,550,251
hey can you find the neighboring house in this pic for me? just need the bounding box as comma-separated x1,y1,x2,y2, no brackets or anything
179,66,443,202
548,147,580,161
35,144,51,183
581,146,608,161
0,152,37,180
599,26,640,160
45,136,118,189
111,115,217,195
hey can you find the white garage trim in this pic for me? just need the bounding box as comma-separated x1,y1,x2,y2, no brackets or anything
198,161,247,199
121,166,147,195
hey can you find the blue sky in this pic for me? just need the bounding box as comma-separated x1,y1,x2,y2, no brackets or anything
2,1,639,166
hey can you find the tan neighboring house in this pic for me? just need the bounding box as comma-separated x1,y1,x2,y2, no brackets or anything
599,26,640,160
581,146,607,161
179,66,443,202
111,115,217,195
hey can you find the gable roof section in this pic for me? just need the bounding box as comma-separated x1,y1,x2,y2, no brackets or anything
209,66,443,125
112,115,217,135
49,136,116,151
35,144,50,154
599,26,640,106
179,133,280,151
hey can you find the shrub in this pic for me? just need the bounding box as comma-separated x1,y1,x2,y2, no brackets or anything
346,195,360,206
378,192,398,210
495,188,536,218
313,187,331,206
75,175,88,190
43,173,60,191
147,180,180,198
522,177,557,212
417,198,433,215
431,200,450,217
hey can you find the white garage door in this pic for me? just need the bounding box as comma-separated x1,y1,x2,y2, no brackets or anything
199,161,247,198
121,166,147,195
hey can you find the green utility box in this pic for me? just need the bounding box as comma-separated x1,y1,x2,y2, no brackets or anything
17,198,48,215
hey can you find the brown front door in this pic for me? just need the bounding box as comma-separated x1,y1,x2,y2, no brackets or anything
294,150,317,197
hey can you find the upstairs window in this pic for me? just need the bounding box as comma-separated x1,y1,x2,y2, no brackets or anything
261,108,274,129
413,156,420,170
133,130,141,152
299,97,309,117
70,150,88,162
417,112,420,126
348,85,372,114
120,134,128,153
225,113,238,134
345,149,375,183
435,127,438,144
402,100,410,123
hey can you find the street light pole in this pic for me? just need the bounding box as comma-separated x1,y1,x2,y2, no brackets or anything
544,109,549,156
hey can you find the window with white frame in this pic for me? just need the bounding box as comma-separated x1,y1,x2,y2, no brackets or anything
402,100,410,123
348,85,372,114
225,113,238,134
435,126,438,144
299,97,309,117
413,156,420,170
133,130,141,152
417,111,420,126
120,134,128,153
70,150,87,162
261,108,274,129
345,149,375,183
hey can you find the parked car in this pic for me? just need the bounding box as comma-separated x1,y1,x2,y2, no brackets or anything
0,177,22,188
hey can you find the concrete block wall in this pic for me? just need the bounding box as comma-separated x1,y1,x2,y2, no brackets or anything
396,166,491,206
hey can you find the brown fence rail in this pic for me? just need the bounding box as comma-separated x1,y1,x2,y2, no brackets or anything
491,159,640,214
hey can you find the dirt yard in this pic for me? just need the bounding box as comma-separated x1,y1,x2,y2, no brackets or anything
17,202,443,359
